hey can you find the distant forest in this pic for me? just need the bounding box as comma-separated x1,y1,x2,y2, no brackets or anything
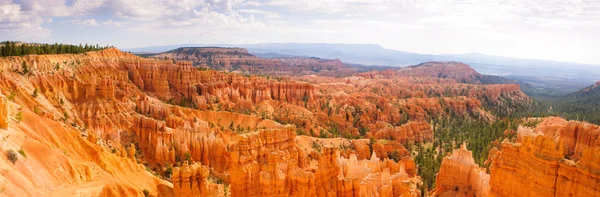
0,41,110,57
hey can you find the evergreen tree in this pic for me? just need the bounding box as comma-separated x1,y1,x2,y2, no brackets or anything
21,60,29,74
0,41,109,57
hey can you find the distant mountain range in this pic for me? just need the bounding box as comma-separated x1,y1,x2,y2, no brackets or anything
126,43,600,94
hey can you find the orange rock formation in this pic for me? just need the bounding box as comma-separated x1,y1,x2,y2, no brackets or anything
434,117,600,197
153,47,354,77
396,62,484,83
0,48,533,197
434,145,490,197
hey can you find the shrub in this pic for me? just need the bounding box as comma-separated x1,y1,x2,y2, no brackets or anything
184,152,191,162
311,141,322,152
296,128,305,136
32,88,38,98
358,127,368,136
18,149,26,158
164,165,173,178
142,189,150,197
33,106,41,115
7,90,16,101
388,150,399,162
16,111,23,122
6,149,18,164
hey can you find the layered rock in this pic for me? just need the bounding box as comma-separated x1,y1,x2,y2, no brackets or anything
0,48,535,197
172,162,221,197
434,145,490,197
433,117,600,197
489,136,564,197
372,121,434,143
396,62,483,83
489,118,600,197
153,47,355,77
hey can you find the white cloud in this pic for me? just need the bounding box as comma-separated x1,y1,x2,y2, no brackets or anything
102,19,128,27
0,1,50,39
69,19,99,26
265,0,408,13
0,0,261,40
243,1,261,6
16,0,71,16
238,9,280,18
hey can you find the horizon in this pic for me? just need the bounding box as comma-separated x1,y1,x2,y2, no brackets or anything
125,43,600,66
3,41,600,67
1,0,598,65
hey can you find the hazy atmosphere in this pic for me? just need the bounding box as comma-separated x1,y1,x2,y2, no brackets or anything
1,0,599,64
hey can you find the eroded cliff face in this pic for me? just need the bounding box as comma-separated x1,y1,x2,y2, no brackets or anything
397,62,483,84
153,47,354,77
0,50,171,197
372,121,434,143
434,145,490,197
0,49,425,197
489,118,600,197
0,48,534,197
434,117,600,197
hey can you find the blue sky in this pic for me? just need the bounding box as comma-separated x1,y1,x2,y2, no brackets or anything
1,0,599,64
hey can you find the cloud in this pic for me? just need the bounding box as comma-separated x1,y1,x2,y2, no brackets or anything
243,1,261,7
102,19,128,27
69,19,99,26
16,0,71,16
0,1,50,39
1,0,599,64
414,0,600,29
264,0,406,14
0,0,263,40
238,9,280,18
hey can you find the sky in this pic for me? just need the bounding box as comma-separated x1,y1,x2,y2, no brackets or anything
1,0,599,65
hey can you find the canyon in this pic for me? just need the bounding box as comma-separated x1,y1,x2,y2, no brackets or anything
3,47,591,197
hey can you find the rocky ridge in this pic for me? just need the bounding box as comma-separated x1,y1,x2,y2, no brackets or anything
153,47,353,77
434,117,600,197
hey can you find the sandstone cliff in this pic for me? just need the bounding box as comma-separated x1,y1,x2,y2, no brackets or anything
434,145,490,197
434,117,600,197
489,118,600,197
153,47,355,77
0,48,534,197
397,62,483,84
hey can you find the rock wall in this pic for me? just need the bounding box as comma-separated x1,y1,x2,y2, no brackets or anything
153,47,355,77
372,121,434,143
490,118,600,197
434,145,490,197
172,162,221,197
433,118,600,197
489,136,564,197
396,62,482,84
